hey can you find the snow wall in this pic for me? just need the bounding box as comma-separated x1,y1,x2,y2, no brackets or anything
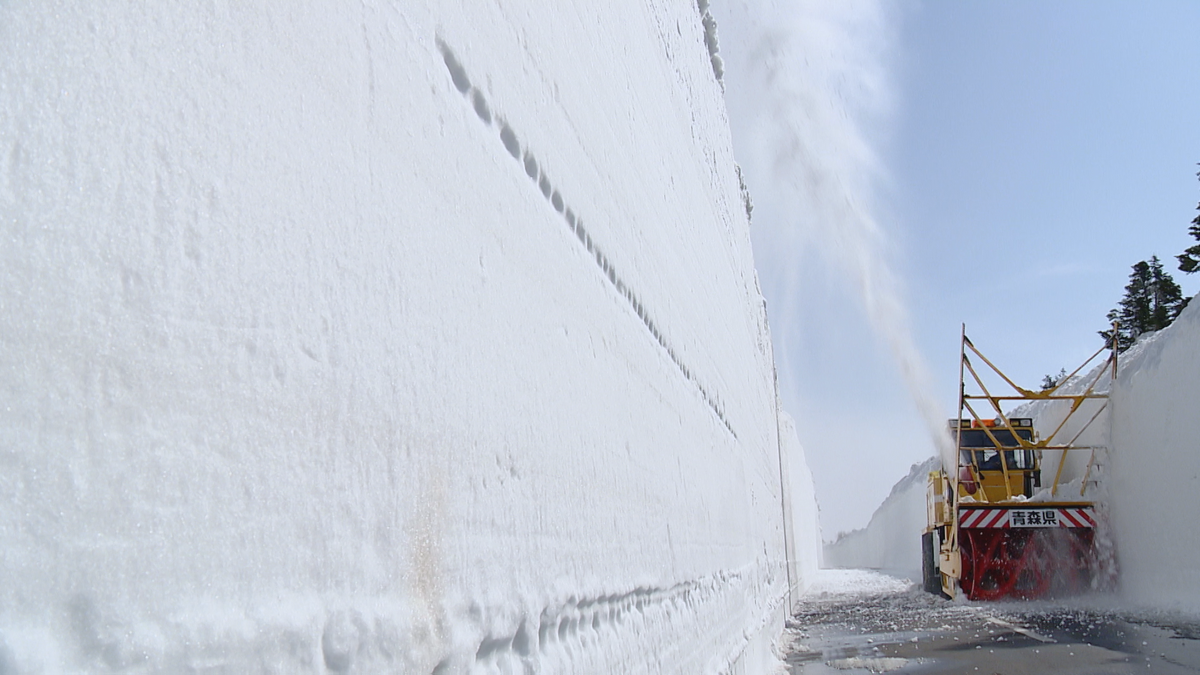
1108,297,1200,614
0,3,822,673
822,458,934,581
823,297,1200,616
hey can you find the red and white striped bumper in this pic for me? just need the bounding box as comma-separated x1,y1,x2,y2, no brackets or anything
959,506,1095,529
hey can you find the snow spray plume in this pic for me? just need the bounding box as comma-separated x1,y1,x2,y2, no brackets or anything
739,0,955,469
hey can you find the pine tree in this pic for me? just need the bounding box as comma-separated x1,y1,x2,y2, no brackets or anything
1178,167,1200,273
1040,373,1057,391
1148,256,1184,327
1040,368,1068,391
1100,256,1187,351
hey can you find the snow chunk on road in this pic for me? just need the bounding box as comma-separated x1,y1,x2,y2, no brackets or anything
802,570,912,599
826,656,910,672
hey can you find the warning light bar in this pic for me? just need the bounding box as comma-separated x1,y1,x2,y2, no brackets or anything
948,418,1034,429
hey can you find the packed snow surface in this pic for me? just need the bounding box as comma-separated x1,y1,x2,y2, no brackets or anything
0,2,821,672
799,569,912,599
824,298,1200,615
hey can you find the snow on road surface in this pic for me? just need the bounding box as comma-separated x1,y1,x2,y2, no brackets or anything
0,2,821,673
782,569,1200,673
824,298,1200,616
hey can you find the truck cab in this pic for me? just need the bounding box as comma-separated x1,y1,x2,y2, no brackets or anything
953,417,1039,502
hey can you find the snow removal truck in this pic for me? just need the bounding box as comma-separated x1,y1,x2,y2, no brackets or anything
922,328,1117,601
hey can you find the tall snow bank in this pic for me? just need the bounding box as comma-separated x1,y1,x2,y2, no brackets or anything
1012,302,1200,612
823,457,935,580
0,2,818,672
779,413,824,597
1108,297,1200,614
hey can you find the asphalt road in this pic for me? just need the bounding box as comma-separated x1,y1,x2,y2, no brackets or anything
783,571,1200,675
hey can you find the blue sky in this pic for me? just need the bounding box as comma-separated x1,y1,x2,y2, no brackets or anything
715,0,1200,537
891,1,1200,390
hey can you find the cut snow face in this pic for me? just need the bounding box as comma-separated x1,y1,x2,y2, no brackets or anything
824,458,935,580
0,2,822,673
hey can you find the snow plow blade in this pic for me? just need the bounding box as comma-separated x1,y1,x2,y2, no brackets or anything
958,506,1096,601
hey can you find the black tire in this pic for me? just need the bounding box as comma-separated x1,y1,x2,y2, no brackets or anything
922,531,940,595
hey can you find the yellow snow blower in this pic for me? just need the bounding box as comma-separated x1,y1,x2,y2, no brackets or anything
923,327,1117,600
